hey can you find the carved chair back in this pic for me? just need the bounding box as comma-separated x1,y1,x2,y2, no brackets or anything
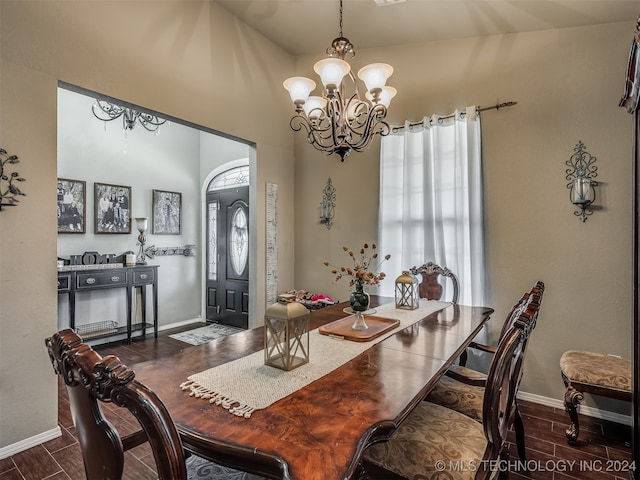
45,329,188,480
408,262,460,304
477,299,541,479
498,280,545,341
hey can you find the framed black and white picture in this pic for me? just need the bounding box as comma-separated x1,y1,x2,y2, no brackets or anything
94,182,131,234
57,178,86,234
152,189,181,235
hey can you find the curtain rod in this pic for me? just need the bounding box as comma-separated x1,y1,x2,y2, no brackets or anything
390,101,517,133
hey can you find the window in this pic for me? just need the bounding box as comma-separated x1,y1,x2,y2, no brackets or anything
378,109,486,306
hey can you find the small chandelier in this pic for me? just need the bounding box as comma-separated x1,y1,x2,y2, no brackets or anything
92,100,167,132
283,0,396,161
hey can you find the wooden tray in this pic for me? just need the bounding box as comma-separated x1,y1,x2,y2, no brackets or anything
318,315,400,342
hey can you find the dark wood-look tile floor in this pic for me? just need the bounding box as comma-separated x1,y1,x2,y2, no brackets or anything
0,326,633,480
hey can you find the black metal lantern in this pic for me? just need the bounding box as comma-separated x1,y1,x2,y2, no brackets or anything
264,294,310,371
395,271,419,310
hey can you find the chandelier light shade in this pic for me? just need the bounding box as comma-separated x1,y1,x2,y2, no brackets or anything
283,0,396,161
92,100,167,132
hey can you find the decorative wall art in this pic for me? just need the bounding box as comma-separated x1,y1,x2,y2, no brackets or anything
57,178,86,233
0,147,26,210
152,189,181,234
94,182,131,234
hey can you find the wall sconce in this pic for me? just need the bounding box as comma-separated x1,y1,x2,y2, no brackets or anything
0,148,26,211
565,141,598,222
320,177,336,229
135,217,148,265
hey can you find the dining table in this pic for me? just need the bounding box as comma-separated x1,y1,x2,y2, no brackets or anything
135,296,493,480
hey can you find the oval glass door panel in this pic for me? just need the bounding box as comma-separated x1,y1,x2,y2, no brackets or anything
229,206,248,276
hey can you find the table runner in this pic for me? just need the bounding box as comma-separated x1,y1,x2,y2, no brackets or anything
180,300,449,418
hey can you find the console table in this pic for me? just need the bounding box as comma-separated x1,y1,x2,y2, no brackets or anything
57,265,158,344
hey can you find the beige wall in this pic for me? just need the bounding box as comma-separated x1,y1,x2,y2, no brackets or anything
0,0,296,450
294,22,635,406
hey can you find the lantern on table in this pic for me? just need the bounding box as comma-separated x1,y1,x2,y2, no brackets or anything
395,271,419,310
264,294,310,371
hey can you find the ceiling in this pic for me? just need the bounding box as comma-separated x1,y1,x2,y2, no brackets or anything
215,0,639,56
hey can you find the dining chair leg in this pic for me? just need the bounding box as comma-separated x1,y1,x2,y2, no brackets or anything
514,404,527,462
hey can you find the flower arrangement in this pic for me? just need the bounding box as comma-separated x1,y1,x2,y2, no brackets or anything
324,243,391,287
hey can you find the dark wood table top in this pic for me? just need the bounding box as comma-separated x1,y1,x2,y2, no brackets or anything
135,297,493,480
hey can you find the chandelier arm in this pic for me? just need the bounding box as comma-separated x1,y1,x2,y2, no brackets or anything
290,116,338,155
347,105,390,152
326,96,346,152
137,113,168,131
92,100,126,122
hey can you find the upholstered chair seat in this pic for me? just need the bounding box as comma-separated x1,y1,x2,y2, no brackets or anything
426,369,485,422
363,401,487,480
560,350,631,443
185,455,263,479
560,350,631,392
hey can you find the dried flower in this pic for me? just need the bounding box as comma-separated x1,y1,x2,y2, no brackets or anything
324,243,391,287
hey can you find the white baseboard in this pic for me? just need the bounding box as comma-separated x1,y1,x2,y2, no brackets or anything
517,391,631,426
0,427,61,460
157,317,204,332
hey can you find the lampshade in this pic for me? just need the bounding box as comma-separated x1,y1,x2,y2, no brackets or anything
313,58,351,89
283,77,317,103
135,217,148,232
357,63,394,91
304,96,328,120
366,86,397,108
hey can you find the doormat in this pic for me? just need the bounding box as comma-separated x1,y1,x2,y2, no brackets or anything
169,323,244,346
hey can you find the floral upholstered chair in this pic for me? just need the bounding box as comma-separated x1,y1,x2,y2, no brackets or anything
426,281,544,462
360,312,534,480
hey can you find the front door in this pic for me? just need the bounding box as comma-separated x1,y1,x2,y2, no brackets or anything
206,186,249,328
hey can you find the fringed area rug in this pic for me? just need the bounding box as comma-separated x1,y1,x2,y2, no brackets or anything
170,323,244,346
181,300,449,418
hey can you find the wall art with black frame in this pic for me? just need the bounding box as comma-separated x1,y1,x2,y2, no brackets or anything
57,178,86,234
152,189,181,235
94,182,131,234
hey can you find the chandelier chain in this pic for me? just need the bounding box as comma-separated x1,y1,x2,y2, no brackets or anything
339,0,343,37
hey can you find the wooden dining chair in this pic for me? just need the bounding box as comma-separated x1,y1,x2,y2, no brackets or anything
425,281,544,462
45,329,265,480
360,317,532,480
408,261,460,304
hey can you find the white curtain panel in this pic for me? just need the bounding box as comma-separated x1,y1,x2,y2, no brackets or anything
378,107,487,306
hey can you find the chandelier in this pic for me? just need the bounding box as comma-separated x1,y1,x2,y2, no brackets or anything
92,100,167,132
283,0,396,161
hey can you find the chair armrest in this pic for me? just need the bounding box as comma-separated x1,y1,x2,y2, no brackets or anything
445,364,487,387
468,341,497,355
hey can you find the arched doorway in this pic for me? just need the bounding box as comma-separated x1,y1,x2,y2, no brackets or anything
205,164,250,329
